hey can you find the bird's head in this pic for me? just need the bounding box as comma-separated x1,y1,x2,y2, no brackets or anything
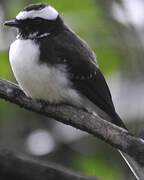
4,3,64,39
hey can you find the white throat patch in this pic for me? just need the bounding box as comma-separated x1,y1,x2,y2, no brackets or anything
16,6,58,20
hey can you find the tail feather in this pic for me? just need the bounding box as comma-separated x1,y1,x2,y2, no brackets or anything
98,110,144,179
111,112,127,129
82,96,143,179
119,150,144,180
114,114,144,180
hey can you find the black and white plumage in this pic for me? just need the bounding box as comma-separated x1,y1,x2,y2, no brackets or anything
5,3,125,128
5,4,144,179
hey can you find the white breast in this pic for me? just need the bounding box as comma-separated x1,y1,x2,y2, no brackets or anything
9,39,81,104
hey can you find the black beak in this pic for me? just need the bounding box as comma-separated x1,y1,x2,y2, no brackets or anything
4,19,19,28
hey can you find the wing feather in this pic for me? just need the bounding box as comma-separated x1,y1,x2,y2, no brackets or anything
43,28,125,127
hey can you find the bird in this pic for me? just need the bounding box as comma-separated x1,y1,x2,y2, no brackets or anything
4,3,142,179
4,3,125,127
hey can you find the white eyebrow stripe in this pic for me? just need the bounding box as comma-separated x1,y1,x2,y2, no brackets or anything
16,6,58,20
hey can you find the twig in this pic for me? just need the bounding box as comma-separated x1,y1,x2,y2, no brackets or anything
0,79,144,166
0,149,95,180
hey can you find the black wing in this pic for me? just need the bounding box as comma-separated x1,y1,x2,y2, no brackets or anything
42,28,125,128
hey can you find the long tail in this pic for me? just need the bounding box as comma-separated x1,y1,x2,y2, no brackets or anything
119,150,144,180
84,97,144,179
113,113,144,180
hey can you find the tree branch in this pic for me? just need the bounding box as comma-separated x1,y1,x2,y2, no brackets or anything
0,149,95,180
0,79,144,166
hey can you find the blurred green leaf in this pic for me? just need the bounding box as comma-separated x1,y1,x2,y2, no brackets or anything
0,51,12,79
74,155,122,180
96,46,121,75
